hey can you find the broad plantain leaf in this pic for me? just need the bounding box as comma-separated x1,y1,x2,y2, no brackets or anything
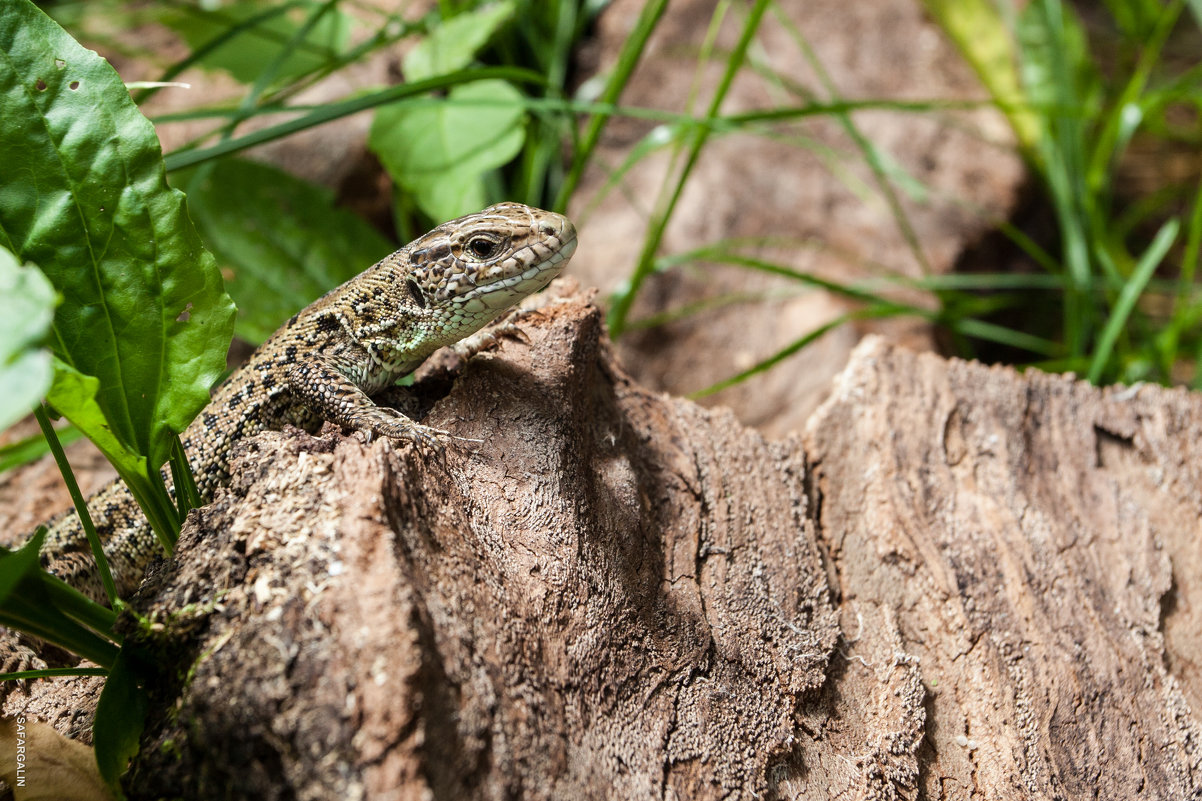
0,247,55,432
404,1,516,82
46,359,146,482
0,528,44,609
93,647,149,796
159,1,351,86
185,158,394,344
0,529,119,670
0,1,236,472
370,79,526,221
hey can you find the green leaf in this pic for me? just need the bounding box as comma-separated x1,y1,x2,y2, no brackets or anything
0,530,119,670
0,0,236,471
186,158,394,344
45,360,144,485
0,423,82,474
1088,218,1179,384
1016,0,1100,117
0,248,56,432
160,1,351,85
45,358,182,553
370,79,526,220
93,647,150,795
404,1,517,82
0,529,45,609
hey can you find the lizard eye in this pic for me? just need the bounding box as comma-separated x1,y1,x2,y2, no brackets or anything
466,235,501,260
405,278,426,308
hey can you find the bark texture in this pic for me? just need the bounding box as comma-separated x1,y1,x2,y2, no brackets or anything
802,338,1202,800
127,287,840,800
10,290,1202,800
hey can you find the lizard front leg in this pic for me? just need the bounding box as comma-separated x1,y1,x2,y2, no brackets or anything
286,358,452,448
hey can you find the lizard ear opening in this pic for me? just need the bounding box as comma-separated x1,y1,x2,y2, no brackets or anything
405,278,426,309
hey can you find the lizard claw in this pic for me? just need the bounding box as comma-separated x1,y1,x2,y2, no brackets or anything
452,320,530,361
412,425,455,450
353,406,455,450
492,321,532,345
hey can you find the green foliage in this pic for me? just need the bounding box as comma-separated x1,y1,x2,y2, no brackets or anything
369,2,530,221
370,78,527,221
161,1,351,86
0,249,55,432
554,0,667,211
0,530,120,670
610,0,1202,392
0,531,45,613
608,0,779,338
35,0,1199,407
139,0,583,233
94,648,151,797
404,1,516,81
0,424,82,474
920,0,1040,148
185,158,394,344
0,0,236,547
931,0,1202,385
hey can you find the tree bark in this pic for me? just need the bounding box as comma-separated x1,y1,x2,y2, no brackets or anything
9,287,1202,799
802,337,1202,800
126,286,839,800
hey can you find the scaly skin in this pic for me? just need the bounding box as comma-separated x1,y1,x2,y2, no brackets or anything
33,202,577,604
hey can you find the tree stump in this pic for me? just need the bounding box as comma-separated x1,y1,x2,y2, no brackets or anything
7,287,1201,799
127,287,839,799
802,337,1202,800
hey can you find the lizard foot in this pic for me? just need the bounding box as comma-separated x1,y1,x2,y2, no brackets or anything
452,319,531,361
356,407,456,450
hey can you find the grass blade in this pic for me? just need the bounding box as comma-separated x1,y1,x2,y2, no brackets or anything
553,0,669,211
1088,218,1178,383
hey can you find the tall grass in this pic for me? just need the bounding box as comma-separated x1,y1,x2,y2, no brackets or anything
25,0,1202,416
601,0,1199,391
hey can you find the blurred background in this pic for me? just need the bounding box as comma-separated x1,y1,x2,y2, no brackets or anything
4,0,1202,500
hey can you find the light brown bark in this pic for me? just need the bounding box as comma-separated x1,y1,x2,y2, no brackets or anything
803,337,1202,800
10,289,1202,799
126,287,839,800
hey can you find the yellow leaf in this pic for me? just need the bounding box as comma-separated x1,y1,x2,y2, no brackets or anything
0,716,114,801
920,0,1040,151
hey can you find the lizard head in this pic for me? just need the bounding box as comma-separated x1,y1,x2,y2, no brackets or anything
342,203,578,374
405,202,577,318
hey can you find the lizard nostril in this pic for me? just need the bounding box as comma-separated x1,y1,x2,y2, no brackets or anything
539,223,556,237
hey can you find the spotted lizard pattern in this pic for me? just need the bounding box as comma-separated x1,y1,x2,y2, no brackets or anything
30,202,577,607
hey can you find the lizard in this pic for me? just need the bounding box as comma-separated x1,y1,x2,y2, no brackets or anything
16,201,577,643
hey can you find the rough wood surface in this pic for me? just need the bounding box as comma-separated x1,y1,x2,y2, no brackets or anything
124,286,840,800
6,292,1202,800
803,338,1202,800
